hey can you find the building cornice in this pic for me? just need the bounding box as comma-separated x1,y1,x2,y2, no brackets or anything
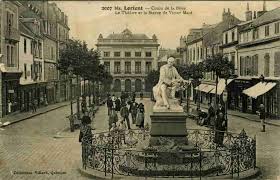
237,36,280,49
220,41,238,48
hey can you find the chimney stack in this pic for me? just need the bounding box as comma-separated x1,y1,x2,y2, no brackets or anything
245,3,252,21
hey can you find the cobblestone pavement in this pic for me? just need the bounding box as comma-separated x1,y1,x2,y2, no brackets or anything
0,98,279,179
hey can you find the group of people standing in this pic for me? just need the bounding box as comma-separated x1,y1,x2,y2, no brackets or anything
106,94,145,132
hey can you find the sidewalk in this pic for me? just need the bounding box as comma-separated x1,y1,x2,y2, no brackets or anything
186,101,280,127
0,101,72,127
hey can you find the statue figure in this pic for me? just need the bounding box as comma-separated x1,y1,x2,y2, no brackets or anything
153,57,188,110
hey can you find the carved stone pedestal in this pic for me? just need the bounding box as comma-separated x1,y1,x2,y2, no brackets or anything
149,111,195,151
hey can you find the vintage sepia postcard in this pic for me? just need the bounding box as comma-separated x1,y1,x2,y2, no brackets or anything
0,0,280,179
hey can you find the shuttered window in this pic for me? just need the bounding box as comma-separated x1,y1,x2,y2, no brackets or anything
275,52,280,77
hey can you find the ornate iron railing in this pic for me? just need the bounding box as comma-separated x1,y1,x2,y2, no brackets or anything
81,128,256,178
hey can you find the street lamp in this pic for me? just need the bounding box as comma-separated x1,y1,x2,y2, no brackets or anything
67,66,74,116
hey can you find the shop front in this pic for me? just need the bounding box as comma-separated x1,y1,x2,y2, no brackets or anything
2,72,22,116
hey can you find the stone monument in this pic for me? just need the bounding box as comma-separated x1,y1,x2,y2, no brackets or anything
149,57,193,150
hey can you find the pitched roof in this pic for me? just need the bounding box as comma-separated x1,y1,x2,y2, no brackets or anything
251,7,280,27
203,15,241,46
19,21,35,38
105,28,150,40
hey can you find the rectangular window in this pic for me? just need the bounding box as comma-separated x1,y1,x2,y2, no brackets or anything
135,52,141,57
275,52,280,77
252,55,258,76
264,53,270,77
24,39,27,53
31,64,33,79
135,62,141,74
146,62,152,73
7,46,10,66
114,52,121,57
275,22,280,34
125,52,131,57
24,63,27,79
104,62,110,72
232,31,235,41
114,62,121,74
240,56,244,76
125,62,131,74
253,28,259,40
11,46,14,67
225,33,228,44
265,25,270,37
145,52,152,57
103,51,110,57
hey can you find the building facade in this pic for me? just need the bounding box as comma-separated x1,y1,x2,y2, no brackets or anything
0,1,22,117
96,29,159,93
181,9,241,104
234,6,280,117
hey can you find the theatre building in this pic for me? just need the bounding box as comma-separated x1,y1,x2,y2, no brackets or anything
96,28,159,94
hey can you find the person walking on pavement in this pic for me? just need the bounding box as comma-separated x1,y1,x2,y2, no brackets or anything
115,97,121,112
81,95,87,114
79,115,93,168
106,95,113,116
130,100,138,124
120,103,131,129
136,103,145,129
213,103,226,145
111,94,117,109
258,103,266,132
206,102,215,127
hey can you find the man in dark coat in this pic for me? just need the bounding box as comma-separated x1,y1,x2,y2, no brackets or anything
129,100,138,124
120,103,130,129
214,104,226,146
106,96,113,116
206,103,215,127
115,97,121,112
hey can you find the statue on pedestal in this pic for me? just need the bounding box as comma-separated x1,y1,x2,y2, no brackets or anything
153,57,189,111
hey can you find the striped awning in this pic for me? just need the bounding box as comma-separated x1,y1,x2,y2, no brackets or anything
243,82,277,99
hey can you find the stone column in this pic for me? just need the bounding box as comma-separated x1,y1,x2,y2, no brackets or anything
121,79,125,92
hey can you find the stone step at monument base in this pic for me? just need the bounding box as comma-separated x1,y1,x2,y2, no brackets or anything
119,164,224,177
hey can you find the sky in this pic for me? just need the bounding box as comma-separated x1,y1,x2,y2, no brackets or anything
54,1,280,49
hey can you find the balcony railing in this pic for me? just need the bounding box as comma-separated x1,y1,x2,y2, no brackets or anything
5,26,20,42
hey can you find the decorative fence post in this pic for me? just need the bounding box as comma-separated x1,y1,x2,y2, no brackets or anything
111,148,114,179
104,148,107,176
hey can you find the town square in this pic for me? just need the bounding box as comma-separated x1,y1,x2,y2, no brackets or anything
0,1,280,179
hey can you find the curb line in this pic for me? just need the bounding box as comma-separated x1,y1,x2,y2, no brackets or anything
0,103,69,128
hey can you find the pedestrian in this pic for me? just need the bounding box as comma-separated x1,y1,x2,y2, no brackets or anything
120,103,131,129
132,92,136,102
8,101,12,114
115,97,121,112
108,109,118,131
111,94,116,109
117,119,127,144
33,99,38,112
106,96,113,116
205,102,215,127
140,91,143,100
129,100,138,124
136,103,145,129
258,103,266,132
81,96,87,114
214,108,226,146
79,115,93,168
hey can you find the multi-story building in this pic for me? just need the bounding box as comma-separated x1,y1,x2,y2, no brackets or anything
19,2,46,112
18,19,44,112
0,1,22,117
181,9,241,103
225,5,280,118
96,28,159,93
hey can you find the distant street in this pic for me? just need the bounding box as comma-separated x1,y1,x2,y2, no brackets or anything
0,98,279,179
